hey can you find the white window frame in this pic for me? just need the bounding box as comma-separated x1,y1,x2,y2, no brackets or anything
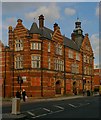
31,55,41,68
15,40,23,51
71,63,79,73
56,44,62,55
84,54,86,62
31,42,41,50
84,66,87,74
87,56,89,63
48,57,51,69
76,52,80,61
68,50,73,59
54,58,64,71
48,42,51,52
15,55,23,69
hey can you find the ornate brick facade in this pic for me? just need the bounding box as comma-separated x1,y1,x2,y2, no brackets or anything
2,15,94,98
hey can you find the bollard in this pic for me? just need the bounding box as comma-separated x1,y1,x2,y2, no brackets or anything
12,98,20,115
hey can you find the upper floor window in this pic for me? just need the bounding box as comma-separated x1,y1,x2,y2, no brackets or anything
87,56,89,63
15,55,23,69
54,58,64,71
31,42,41,50
90,57,93,64
84,54,86,62
68,50,73,59
15,40,23,51
48,57,51,69
71,63,79,74
76,52,80,61
31,55,41,68
86,45,90,51
48,42,51,52
84,66,87,74
56,44,62,55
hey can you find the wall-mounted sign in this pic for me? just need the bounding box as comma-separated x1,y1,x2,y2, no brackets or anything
22,76,26,81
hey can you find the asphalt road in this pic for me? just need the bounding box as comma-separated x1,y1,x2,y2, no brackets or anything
2,95,101,119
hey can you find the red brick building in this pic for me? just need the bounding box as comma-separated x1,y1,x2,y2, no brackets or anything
93,65,101,89
0,41,4,97
2,15,94,98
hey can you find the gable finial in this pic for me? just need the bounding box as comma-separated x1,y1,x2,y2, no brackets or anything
34,18,36,22
77,17,80,22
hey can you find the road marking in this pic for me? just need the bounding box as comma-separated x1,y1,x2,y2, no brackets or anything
43,108,52,112
48,109,64,115
27,111,35,116
68,103,77,108
54,105,64,110
32,113,47,118
31,106,64,118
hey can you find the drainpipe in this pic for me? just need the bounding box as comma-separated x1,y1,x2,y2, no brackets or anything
64,45,66,95
41,40,43,97
4,46,7,98
82,51,84,92
12,32,14,97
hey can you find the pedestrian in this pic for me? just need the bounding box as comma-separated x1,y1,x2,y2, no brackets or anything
22,89,26,102
83,89,85,96
16,90,21,99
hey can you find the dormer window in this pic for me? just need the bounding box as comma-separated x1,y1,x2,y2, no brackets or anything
15,40,23,51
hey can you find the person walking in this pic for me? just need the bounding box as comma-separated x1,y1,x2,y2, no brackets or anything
22,89,26,102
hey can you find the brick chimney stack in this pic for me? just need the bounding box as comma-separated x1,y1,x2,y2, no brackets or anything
39,14,44,28
71,32,75,41
54,23,59,31
17,19,23,24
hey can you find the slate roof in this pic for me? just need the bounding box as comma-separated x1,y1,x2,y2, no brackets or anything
39,27,53,40
29,22,83,51
29,22,41,34
74,35,84,49
63,36,79,51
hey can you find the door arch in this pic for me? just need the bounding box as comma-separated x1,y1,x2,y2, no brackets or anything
55,80,61,94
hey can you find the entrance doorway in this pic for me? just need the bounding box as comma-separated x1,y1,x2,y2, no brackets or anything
73,81,77,95
55,80,61,94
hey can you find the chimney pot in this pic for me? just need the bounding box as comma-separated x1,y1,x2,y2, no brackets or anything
85,33,89,36
71,33,75,41
39,14,44,28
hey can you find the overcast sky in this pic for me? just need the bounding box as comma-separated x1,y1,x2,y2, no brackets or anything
0,1,100,65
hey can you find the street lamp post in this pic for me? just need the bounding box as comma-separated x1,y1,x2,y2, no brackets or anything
17,76,23,91
83,77,86,93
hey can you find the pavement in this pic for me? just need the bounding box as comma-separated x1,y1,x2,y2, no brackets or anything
1,93,99,120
